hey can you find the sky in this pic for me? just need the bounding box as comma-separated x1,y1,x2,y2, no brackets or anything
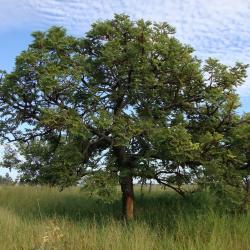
0,0,250,178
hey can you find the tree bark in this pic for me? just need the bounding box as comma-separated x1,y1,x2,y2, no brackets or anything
120,175,134,220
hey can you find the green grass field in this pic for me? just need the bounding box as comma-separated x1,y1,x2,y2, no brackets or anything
0,185,249,250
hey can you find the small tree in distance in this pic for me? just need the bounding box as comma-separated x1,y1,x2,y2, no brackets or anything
0,14,248,220
0,173,13,185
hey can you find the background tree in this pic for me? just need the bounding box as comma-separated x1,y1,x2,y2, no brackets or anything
0,173,13,185
224,114,250,210
0,14,248,219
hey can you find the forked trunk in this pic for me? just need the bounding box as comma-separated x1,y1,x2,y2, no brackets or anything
120,175,134,220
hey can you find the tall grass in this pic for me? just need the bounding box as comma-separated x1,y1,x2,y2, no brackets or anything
0,185,249,250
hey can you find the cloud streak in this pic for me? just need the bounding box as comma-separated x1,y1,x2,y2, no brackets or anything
1,0,250,95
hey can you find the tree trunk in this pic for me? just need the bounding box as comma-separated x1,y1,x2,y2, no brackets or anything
148,180,152,193
120,175,134,220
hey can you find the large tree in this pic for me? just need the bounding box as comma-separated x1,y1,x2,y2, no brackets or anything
0,14,248,219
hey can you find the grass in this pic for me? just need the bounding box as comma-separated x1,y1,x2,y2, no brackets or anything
0,185,249,250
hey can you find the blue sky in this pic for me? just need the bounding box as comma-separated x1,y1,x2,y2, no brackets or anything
0,0,250,178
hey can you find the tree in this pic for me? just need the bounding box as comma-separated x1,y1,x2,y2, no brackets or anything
0,14,248,219
2,136,83,187
225,114,250,210
0,173,13,185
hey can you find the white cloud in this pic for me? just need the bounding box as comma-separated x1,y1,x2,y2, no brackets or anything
1,0,250,95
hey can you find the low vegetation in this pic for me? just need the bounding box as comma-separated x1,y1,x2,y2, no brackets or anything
0,185,249,250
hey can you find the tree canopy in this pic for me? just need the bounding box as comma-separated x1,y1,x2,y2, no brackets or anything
0,14,249,219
